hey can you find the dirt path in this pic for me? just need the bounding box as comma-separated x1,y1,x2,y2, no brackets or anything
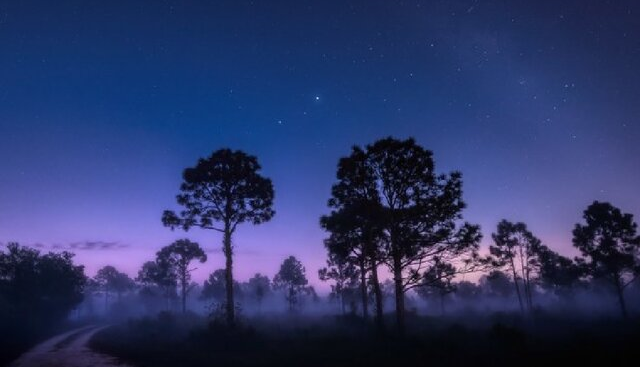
10,325,133,367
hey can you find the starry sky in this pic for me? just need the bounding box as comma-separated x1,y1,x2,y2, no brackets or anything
1,0,639,287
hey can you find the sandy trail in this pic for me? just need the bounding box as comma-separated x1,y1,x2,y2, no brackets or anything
10,325,132,367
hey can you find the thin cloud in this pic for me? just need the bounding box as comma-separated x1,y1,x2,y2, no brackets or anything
0,240,130,251
67,241,129,250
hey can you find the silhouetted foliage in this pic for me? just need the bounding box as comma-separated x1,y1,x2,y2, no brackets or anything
480,270,514,298
0,242,85,324
0,243,85,364
490,220,544,315
572,201,640,318
321,145,386,324
137,260,178,311
325,137,483,333
273,256,309,311
319,253,360,315
201,268,242,303
536,246,584,299
244,273,271,310
163,148,275,325
157,239,207,313
415,258,456,315
454,280,481,301
95,265,135,310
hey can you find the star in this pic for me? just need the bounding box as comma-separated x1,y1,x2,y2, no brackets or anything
315,96,320,101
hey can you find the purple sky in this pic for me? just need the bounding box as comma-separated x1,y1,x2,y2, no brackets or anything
1,1,639,289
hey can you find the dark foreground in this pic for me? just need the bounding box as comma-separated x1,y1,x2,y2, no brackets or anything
89,312,640,367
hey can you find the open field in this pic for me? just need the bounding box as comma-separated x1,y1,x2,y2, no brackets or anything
90,312,640,367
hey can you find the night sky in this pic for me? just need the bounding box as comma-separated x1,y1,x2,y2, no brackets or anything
1,1,639,286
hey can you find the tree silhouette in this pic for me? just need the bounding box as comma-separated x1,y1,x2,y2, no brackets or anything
157,239,207,313
415,258,456,315
536,245,583,300
318,252,359,315
136,260,178,311
454,280,481,302
480,270,514,298
162,149,274,325
201,268,242,302
573,201,640,318
321,204,384,321
0,243,85,328
320,145,384,328
490,220,544,315
273,256,309,311
81,278,100,317
95,265,134,311
364,137,481,333
114,271,135,302
0,242,85,362
245,273,271,311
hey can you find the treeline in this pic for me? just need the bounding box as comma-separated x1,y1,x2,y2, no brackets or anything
156,136,640,334
0,243,85,364
79,248,317,319
316,138,640,333
1,136,639,346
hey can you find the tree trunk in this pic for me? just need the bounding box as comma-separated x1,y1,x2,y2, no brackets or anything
223,226,235,326
359,259,369,318
393,255,405,335
165,287,172,311
615,276,628,319
371,259,385,331
288,286,296,311
181,273,187,314
104,289,109,313
524,273,533,312
510,258,525,315
519,255,533,314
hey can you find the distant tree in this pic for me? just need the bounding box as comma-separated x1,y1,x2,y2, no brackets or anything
319,252,359,314
201,269,227,301
136,260,178,311
536,245,583,299
113,271,135,302
95,265,134,310
364,137,482,333
0,243,85,331
573,201,640,318
245,273,271,310
201,268,242,302
480,270,514,298
273,256,309,311
305,285,320,303
162,149,275,325
490,220,543,315
81,278,100,317
415,258,456,315
380,279,396,302
157,239,207,313
454,280,481,302
94,266,118,308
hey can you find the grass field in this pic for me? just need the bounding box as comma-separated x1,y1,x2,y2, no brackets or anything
89,311,640,367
